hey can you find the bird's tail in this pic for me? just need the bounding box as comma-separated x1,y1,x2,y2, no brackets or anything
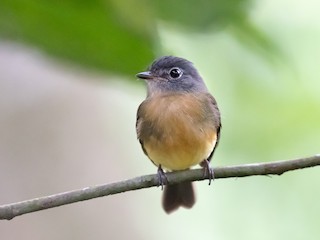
162,181,195,214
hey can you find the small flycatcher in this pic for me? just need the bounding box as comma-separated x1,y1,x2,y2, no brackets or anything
136,56,221,213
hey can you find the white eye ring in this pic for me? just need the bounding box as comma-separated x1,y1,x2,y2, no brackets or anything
169,67,183,79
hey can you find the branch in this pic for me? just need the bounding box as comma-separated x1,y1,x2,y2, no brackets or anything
1,155,320,220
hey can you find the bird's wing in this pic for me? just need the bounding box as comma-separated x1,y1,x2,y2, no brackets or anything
205,93,221,162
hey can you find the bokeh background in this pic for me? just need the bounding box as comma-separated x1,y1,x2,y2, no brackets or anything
1,0,320,239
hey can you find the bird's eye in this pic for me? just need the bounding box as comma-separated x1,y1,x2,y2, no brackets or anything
169,67,182,79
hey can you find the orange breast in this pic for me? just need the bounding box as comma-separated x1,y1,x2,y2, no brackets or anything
138,93,217,171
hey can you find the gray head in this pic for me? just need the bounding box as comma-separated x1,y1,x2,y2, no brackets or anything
136,56,208,96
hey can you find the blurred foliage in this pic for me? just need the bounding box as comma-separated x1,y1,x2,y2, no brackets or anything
154,0,249,30
0,0,277,77
153,0,279,59
0,0,155,75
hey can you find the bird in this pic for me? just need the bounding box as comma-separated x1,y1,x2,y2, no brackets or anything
136,56,221,214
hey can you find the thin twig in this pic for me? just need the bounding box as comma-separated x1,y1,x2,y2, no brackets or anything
1,155,320,220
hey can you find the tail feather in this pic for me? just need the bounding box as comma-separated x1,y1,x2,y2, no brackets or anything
162,182,195,214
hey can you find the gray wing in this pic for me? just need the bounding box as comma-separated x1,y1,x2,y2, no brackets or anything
206,93,221,162
136,102,148,156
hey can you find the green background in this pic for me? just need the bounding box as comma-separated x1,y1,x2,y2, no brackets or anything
0,0,319,239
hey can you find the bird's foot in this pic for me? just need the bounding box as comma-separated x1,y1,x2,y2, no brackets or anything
200,159,214,185
157,165,168,190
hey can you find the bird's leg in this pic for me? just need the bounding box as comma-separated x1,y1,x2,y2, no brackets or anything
200,159,214,185
157,165,168,190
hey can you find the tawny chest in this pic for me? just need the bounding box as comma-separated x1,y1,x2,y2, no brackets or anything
137,94,217,170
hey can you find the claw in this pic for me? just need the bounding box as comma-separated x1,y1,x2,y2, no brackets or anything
200,160,214,185
157,165,168,190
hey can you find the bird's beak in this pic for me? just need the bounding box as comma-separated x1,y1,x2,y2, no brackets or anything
136,71,154,80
